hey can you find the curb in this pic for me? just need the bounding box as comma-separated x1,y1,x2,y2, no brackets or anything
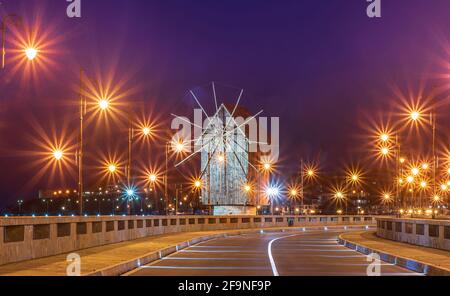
86,225,371,276
338,232,450,276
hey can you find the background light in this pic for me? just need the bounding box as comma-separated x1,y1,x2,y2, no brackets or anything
108,164,116,173
53,149,63,160
380,133,389,142
25,47,38,61
142,127,151,136
410,111,420,121
98,99,109,110
149,173,157,182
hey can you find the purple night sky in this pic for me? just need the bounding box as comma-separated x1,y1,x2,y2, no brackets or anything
1,0,450,207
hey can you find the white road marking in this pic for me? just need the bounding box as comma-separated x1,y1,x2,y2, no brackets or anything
140,265,268,270
267,234,302,276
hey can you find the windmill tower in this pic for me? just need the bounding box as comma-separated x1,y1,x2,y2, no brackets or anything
173,83,263,215
201,104,251,214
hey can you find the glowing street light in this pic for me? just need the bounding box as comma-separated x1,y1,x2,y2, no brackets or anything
420,181,427,189
173,140,186,153
421,163,429,170
410,111,420,121
335,192,344,199
380,133,390,142
399,157,406,164
148,173,157,183
411,167,420,176
244,184,252,193
440,184,448,191
380,146,390,156
406,176,414,184
98,99,110,110
194,180,202,188
108,164,117,173
53,149,63,161
290,189,298,197
24,47,38,61
142,127,152,136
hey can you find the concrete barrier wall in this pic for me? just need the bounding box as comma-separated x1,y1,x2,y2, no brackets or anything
376,217,450,251
0,215,375,266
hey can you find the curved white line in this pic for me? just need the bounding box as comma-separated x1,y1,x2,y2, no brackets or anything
267,234,301,276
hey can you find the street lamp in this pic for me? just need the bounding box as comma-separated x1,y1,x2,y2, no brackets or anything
290,188,298,197
263,162,272,172
1,14,23,69
98,99,110,111
380,133,390,142
406,176,414,183
380,146,390,156
108,164,117,173
288,186,300,214
420,180,427,189
77,70,115,216
266,186,280,215
299,161,317,211
333,190,347,214
24,47,38,61
410,111,420,121
53,149,63,161
142,126,152,136
148,173,157,183
164,139,187,214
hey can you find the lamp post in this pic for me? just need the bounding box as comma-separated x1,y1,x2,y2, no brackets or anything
127,111,133,186
164,139,186,214
78,69,112,215
409,109,437,206
300,159,304,209
165,142,169,214
1,14,22,69
78,69,85,216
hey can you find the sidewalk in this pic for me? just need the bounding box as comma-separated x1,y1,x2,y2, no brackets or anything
340,231,450,275
0,229,252,276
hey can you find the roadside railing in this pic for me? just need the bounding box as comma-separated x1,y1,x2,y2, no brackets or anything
0,215,375,266
376,217,450,251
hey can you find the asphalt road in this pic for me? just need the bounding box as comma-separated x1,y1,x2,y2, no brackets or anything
126,228,422,276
